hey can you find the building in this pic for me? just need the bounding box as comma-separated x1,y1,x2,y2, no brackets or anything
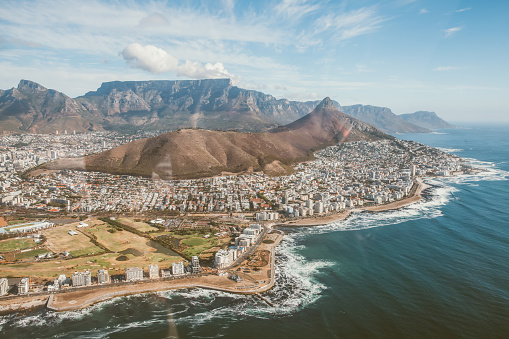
161,269,172,278
18,277,30,295
97,269,110,284
125,267,143,281
172,262,185,276
148,264,160,279
0,278,9,296
214,249,234,269
72,270,92,287
191,256,201,274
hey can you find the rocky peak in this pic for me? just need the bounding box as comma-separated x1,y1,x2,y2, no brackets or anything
17,79,47,93
316,97,336,110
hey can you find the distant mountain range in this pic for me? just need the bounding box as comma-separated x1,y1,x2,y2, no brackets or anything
0,79,454,135
399,111,456,130
44,97,392,179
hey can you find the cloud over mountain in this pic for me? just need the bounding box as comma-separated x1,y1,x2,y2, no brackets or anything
121,43,234,79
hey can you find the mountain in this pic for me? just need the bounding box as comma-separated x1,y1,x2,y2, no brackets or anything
76,79,315,132
0,79,449,135
340,104,430,134
399,111,456,130
0,80,101,133
44,98,393,179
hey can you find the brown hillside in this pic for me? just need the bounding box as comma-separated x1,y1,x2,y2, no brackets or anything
45,98,393,179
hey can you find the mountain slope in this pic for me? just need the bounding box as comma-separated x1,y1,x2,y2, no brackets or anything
399,111,456,129
77,79,312,131
340,104,430,134
45,97,393,179
0,80,100,133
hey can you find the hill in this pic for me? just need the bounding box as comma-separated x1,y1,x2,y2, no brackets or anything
44,97,393,179
399,111,456,130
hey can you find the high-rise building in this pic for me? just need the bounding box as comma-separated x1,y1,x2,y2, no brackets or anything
0,278,9,296
18,277,29,295
97,269,110,284
72,270,92,287
214,249,234,269
148,264,160,279
191,256,201,274
172,262,185,276
125,267,144,281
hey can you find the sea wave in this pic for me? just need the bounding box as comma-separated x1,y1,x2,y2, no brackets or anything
437,147,463,153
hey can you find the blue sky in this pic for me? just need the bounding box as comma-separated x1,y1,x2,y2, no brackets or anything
0,0,508,122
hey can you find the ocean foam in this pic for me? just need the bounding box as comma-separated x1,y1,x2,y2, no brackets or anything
437,147,463,152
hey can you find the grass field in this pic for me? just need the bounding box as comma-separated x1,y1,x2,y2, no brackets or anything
177,234,229,258
0,238,36,253
85,222,155,253
43,223,104,257
12,248,51,261
0,219,189,281
0,250,183,282
117,218,160,233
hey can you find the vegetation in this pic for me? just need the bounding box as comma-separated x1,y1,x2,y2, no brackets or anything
0,238,36,253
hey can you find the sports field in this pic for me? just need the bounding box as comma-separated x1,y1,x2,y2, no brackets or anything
0,238,37,253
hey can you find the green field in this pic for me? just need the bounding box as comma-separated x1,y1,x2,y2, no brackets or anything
117,218,160,233
12,248,51,260
0,238,36,253
179,235,224,258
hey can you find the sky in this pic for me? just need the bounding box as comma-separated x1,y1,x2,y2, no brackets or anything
0,0,508,123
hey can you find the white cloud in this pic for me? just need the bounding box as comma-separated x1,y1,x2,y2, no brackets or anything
443,26,462,38
121,44,178,74
121,43,234,80
456,8,471,13
419,8,429,15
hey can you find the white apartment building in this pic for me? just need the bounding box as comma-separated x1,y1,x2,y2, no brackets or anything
191,256,201,274
148,264,160,279
97,269,110,284
125,267,144,282
18,277,29,295
72,270,92,287
172,262,185,276
215,249,234,269
0,278,8,296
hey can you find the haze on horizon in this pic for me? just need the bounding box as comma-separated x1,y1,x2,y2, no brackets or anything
0,0,508,124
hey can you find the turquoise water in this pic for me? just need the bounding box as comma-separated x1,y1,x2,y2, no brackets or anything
1,124,508,338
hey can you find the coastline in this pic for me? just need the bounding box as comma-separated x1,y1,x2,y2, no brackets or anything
0,231,284,314
278,178,429,227
0,179,431,315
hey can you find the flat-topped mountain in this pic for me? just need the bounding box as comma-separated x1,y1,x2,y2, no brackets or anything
399,111,456,130
1,79,450,135
45,98,393,179
77,78,315,131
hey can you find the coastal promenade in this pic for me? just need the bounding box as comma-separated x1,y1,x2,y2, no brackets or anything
0,230,284,313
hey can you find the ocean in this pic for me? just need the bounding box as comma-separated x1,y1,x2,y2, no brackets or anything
1,124,508,338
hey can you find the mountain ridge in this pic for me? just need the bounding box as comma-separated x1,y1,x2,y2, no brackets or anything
399,111,456,130
1,78,451,135
44,97,393,179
